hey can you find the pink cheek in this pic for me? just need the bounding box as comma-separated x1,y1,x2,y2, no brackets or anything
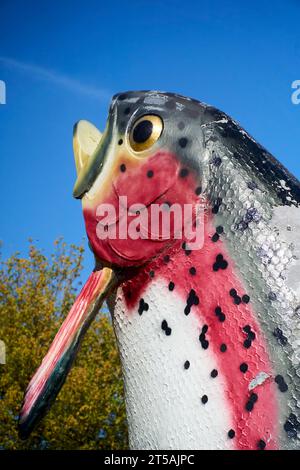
113,151,179,206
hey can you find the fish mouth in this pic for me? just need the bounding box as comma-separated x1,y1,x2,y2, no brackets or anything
72,110,116,200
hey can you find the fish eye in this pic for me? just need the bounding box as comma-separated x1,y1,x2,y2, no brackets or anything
129,115,163,152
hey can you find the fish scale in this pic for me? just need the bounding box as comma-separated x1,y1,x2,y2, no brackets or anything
18,90,300,449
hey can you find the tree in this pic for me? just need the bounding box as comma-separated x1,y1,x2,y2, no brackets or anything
0,240,128,450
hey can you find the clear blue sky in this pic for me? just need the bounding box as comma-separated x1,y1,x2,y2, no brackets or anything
1,0,300,279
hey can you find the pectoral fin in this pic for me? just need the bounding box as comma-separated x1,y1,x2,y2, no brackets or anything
18,267,116,439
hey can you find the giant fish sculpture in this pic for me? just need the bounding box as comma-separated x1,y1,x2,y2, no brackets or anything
19,91,300,450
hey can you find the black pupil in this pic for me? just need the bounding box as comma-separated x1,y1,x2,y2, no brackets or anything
132,120,153,143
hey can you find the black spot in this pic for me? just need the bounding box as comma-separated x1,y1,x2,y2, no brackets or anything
161,319,172,336
179,168,189,178
246,392,258,412
248,181,257,190
120,163,126,172
118,139,123,145
147,170,154,178
149,270,155,278
234,296,242,305
245,207,260,223
240,363,248,373
250,393,258,403
199,323,209,349
243,325,251,333
248,331,256,340
138,298,149,315
257,439,266,450
273,327,288,346
236,220,249,231
195,186,202,195
275,374,284,384
186,289,199,310
212,198,222,214
201,395,208,404
242,294,250,304
228,429,235,439
124,107,131,115
189,267,196,275
268,291,277,301
211,369,218,378
213,254,228,271
284,413,300,438
184,360,190,370
279,382,288,393
168,281,175,291
275,375,288,392
179,137,188,148
212,233,219,243
219,259,228,270
178,121,185,130
230,288,237,297
220,343,227,352
184,305,191,316
164,255,170,263
244,339,252,349
211,156,222,167
215,306,226,322
216,226,224,234
245,401,254,412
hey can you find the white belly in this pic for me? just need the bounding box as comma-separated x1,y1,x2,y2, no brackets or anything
111,278,234,450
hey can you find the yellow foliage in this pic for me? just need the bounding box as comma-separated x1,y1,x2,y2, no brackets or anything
0,240,128,449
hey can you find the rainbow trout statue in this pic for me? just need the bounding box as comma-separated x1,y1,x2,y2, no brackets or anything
19,91,300,450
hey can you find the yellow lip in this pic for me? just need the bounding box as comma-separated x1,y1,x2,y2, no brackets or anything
73,120,103,196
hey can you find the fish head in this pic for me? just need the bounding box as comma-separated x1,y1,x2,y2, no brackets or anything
73,91,210,267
